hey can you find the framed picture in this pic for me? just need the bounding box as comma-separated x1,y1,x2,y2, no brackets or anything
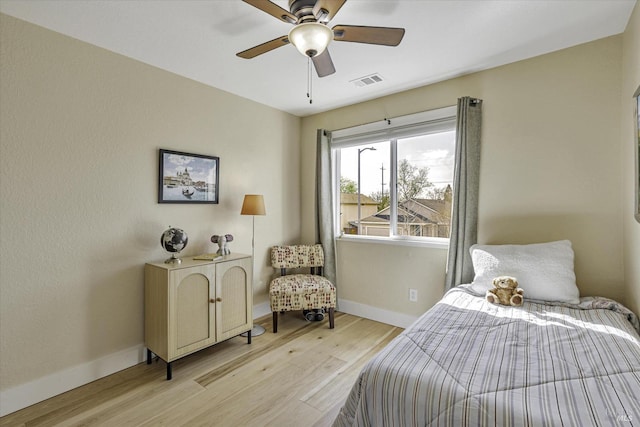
158,149,219,204
635,86,640,223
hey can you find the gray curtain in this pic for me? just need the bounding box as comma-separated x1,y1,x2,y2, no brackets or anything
316,129,337,288
445,97,483,289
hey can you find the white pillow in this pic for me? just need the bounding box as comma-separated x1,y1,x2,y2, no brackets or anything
468,240,580,304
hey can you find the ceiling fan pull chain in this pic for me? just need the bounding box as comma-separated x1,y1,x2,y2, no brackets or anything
307,56,313,104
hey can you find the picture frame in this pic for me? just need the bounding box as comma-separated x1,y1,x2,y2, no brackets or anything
635,86,640,223
158,149,219,204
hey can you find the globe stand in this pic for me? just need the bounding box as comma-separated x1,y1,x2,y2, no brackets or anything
164,252,182,264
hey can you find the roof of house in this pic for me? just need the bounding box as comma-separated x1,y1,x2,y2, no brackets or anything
403,199,446,221
340,193,378,205
357,198,450,226
412,198,446,213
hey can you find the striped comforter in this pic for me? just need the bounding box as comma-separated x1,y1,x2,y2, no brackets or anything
334,287,640,426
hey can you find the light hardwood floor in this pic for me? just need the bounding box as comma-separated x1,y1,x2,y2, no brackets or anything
1,312,402,427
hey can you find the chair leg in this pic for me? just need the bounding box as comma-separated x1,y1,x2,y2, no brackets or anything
272,311,278,333
328,308,335,329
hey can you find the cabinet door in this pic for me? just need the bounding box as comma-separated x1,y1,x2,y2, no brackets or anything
216,257,252,341
169,264,216,359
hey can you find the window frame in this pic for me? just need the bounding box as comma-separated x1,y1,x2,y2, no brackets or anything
331,106,456,247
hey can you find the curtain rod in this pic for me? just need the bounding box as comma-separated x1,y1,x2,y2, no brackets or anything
327,99,481,135
340,106,456,131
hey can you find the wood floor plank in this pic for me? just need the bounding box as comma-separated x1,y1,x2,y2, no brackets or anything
2,364,163,427
58,381,205,427
302,326,402,412
0,312,403,427
248,400,322,427
189,357,345,426
312,400,347,427
138,353,343,426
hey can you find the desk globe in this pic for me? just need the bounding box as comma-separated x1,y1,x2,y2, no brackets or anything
161,227,188,264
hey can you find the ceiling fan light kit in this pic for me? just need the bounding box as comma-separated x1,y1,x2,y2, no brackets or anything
238,0,405,103
289,22,333,57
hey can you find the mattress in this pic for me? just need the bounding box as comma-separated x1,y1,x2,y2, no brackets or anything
334,287,640,426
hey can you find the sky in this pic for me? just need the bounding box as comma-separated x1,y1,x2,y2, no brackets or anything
339,131,455,197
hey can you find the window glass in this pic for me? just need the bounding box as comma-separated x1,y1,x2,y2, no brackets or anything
335,117,455,241
396,131,455,238
339,141,389,235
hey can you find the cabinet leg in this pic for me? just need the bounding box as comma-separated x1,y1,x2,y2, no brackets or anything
247,329,252,345
166,362,172,380
146,349,152,364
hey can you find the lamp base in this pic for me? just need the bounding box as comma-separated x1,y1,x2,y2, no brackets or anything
241,324,266,337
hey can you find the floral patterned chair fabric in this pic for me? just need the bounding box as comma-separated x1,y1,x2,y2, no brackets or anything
269,244,336,333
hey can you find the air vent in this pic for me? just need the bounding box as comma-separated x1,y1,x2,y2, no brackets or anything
350,73,384,88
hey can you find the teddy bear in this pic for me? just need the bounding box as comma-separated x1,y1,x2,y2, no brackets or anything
211,234,233,255
486,276,524,306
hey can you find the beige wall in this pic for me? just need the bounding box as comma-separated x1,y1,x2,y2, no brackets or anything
622,3,640,316
0,13,300,394
301,34,626,313
336,240,448,317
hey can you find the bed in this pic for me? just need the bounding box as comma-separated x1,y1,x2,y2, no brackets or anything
334,241,640,426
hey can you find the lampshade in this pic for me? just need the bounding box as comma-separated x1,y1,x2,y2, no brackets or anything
288,22,333,58
241,194,266,216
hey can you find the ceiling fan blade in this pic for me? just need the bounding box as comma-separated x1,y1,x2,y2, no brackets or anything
312,49,336,77
312,0,346,23
242,0,297,24
332,25,405,46
236,35,290,59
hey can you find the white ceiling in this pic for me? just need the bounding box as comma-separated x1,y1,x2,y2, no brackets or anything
0,0,636,117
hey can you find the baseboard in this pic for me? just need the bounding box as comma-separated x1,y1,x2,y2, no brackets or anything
0,304,277,417
0,343,146,417
252,301,271,320
254,299,418,329
337,299,418,328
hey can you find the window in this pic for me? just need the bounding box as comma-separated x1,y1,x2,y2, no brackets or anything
332,106,456,242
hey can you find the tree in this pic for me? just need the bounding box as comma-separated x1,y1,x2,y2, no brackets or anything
397,159,433,202
425,186,446,201
340,177,357,194
369,191,390,211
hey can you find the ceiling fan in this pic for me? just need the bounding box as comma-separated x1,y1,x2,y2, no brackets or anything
236,0,406,78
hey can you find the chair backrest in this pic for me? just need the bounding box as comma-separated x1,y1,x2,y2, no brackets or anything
271,244,325,269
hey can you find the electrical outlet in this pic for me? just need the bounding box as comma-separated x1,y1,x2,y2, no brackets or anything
409,289,418,302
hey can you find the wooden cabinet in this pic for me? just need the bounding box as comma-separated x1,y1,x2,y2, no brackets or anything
144,254,253,379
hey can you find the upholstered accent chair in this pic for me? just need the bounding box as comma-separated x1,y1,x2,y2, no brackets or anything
269,244,336,333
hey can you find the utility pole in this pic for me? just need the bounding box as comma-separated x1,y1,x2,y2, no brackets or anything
380,163,386,199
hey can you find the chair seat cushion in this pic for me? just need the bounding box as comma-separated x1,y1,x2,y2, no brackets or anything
270,274,336,312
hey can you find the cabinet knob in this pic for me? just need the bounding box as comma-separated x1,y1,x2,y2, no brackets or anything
209,298,215,303
216,297,222,302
